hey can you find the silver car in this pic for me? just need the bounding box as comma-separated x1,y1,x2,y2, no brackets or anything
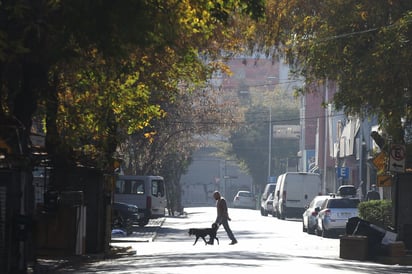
302,195,329,234
263,192,276,217
315,196,360,237
233,190,256,209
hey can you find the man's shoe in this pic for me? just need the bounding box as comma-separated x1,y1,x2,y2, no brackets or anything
229,240,237,245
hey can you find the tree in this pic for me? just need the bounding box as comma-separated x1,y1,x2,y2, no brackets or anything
249,0,412,144
227,87,299,189
0,1,265,173
116,83,242,213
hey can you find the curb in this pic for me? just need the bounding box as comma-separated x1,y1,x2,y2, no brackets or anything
110,217,165,243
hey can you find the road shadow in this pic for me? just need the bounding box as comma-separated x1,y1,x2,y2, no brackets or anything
50,248,412,274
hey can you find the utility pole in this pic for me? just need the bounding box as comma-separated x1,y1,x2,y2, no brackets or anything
323,80,328,194
268,107,272,181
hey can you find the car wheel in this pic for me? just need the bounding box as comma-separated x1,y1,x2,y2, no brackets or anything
280,210,286,220
125,219,134,235
307,225,315,235
315,223,322,236
138,218,149,227
321,224,330,238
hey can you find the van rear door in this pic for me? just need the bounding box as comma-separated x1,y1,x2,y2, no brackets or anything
284,173,304,205
148,177,166,218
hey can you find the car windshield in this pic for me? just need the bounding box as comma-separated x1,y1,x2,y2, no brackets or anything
327,199,359,208
239,192,252,197
314,198,326,207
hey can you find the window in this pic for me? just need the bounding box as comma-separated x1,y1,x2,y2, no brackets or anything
327,198,359,208
116,179,145,194
239,191,252,197
151,179,165,197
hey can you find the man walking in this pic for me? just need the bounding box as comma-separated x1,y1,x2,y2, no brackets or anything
366,184,380,201
212,191,237,245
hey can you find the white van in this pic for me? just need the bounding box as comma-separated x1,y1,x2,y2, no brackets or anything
260,183,277,216
114,175,167,227
272,175,284,217
274,172,322,219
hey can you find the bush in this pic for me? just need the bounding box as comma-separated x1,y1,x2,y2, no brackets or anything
358,200,393,229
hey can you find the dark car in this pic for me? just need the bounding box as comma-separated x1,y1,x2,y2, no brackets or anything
337,185,357,197
112,202,140,235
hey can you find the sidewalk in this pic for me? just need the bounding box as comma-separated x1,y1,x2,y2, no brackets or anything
32,217,166,273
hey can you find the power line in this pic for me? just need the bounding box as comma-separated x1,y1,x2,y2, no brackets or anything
165,111,347,126
316,18,412,43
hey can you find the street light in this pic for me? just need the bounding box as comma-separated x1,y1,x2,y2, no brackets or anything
266,76,277,182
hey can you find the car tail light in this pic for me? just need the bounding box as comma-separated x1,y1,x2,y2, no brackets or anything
311,211,318,217
282,191,286,200
324,209,331,217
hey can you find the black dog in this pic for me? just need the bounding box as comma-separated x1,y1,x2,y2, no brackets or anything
188,223,219,245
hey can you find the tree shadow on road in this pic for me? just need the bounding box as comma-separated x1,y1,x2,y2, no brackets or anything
51,249,411,274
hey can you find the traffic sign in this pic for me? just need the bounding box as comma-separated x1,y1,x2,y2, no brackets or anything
377,175,392,187
389,144,406,173
337,167,349,179
372,152,387,174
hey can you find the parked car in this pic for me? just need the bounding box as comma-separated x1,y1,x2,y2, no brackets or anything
302,195,329,234
233,190,256,209
112,202,140,235
315,196,360,238
260,183,277,216
263,192,276,217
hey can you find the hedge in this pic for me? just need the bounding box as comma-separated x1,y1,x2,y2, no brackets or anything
358,200,393,229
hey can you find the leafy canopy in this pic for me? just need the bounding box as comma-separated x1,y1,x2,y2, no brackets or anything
249,0,412,142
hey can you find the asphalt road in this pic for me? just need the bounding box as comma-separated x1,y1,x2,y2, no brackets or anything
36,207,412,274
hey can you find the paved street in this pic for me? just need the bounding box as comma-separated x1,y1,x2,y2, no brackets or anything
37,207,412,274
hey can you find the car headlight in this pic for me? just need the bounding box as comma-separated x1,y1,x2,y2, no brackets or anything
128,207,138,212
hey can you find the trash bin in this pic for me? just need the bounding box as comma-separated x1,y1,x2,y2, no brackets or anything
346,217,386,257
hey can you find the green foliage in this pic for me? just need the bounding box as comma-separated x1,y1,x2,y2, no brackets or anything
228,88,300,186
250,0,412,143
358,200,393,228
1,0,264,171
